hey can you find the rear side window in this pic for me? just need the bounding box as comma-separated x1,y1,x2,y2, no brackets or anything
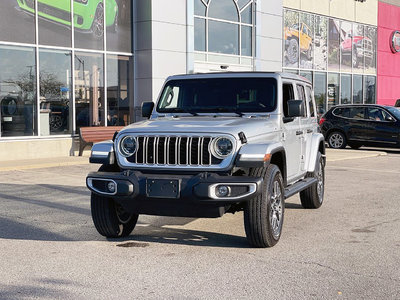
348,107,365,120
306,86,315,117
296,84,307,117
282,83,295,117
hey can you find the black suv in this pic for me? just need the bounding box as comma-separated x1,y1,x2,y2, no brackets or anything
320,104,400,149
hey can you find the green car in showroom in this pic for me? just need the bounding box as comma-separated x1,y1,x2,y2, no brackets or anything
16,0,118,38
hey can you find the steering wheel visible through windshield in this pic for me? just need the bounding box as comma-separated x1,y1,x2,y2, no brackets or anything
156,77,277,114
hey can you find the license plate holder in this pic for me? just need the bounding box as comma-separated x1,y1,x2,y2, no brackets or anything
146,179,180,199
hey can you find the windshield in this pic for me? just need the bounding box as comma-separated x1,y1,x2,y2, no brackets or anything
156,77,277,114
386,106,400,120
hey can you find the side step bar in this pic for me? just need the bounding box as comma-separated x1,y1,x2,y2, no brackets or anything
284,177,317,199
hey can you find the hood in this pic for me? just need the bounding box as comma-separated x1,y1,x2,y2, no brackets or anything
121,116,279,139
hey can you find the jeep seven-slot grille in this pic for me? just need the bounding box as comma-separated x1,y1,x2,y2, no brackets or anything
126,136,223,166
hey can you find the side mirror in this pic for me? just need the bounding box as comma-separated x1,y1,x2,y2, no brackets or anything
287,100,305,118
141,101,154,119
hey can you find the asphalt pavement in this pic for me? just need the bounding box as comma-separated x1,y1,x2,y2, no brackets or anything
0,148,399,299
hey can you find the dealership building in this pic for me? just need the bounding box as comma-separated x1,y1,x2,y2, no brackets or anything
0,0,398,161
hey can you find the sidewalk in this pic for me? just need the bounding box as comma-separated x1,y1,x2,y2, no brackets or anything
0,148,387,172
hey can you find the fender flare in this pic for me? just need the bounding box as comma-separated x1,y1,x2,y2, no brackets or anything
306,133,326,173
235,142,285,168
89,140,116,165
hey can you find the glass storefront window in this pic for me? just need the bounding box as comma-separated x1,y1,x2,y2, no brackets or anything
39,49,72,135
74,0,104,50
74,52,104,133
300,71,312,83
38,1,72,47
364,76,376,104
353,75,363,104
283,10,299,68
106,0,132,53
0,46,37,137
0,1,35,44
195,18,206,52
328,19,340,71
340,74,351,104
364,26,377,74
328,73,339,109
340,21,353,72
314,72,326,116
208,20,239,55
107,55,132,126
352,24,365,72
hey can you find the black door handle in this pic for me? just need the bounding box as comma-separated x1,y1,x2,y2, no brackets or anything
296,131,303,136
307,129,313,133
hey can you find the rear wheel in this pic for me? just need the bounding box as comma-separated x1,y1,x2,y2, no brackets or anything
244,164,285,248
328,131,346,149
300,152,325,209
287,39,299,64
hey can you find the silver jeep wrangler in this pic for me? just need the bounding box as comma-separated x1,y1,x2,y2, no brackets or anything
86,72,326,248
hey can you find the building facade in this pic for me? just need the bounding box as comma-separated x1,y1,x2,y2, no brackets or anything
0,0,397,161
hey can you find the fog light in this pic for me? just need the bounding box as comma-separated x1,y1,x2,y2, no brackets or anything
215,185,229,197
107,181,116,193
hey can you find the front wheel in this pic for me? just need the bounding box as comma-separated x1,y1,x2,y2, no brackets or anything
244,164,285,248
300,152,325,209
91,193,138,238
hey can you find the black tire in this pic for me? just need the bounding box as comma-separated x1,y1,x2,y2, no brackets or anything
348,142,362,150
91,193,138,238
91,3,104,39
300,152,325,209
327,131,346,149
91,164,138,238
244,164,285,248
287,38,299,64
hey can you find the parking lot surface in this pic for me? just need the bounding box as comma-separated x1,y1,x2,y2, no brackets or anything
0,149,399,299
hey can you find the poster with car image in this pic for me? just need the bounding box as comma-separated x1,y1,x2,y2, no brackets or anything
364,26,377,74
340,21,352,72
314,16,327,70
352,24,365,71
283,10,299,68
299,13,314,69
328,19,340,71
106,0,132,53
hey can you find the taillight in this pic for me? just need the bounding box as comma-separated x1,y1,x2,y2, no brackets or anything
319,117,326,126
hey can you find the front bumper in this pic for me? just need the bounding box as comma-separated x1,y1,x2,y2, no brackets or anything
86,170,262,218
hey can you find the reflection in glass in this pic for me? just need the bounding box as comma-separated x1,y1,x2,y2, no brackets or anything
364,26,377,74
39,49,72,135
194,0,206,16
74,52,104,133
283,10,299,68
0,1,35,44
208,20,239,55
0,46,37,137
107,0,132,53
194,18,206,51
364,76,376,104
300,71,312,83
353,75,363,104
107,55,132,126
314,72,326,116
238,0,251,10
300,13,314,69
328,19,340,71
240,4,252,24
340,21,352,72
74,0,105,50
328,73,339,109
314,16,327,70
38,0,72,47
241,26,252,57
340,74,351,104
352,24,365,71
208,0,238,22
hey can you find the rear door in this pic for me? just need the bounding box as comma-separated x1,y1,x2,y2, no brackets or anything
346,106,368,142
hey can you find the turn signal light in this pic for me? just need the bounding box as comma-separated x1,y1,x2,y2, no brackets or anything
319,117,326,126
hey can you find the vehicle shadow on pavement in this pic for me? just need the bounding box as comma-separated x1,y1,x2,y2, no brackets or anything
111,226,251,248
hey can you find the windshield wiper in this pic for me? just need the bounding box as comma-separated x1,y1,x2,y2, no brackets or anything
167,108,198,116
197,107,244,117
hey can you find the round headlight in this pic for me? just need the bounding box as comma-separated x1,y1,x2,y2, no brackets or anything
120,136,137,157
213,137,234,158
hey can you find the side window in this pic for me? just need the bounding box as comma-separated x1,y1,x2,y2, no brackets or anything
349,107,365,120
306,86,315,117
159,86,180,109
296,84,307,117
282,83,295,117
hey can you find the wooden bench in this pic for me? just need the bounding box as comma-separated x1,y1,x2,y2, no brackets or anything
79,126,124,156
